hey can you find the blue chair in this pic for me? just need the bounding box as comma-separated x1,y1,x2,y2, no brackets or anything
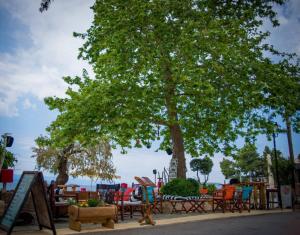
143,186,154,204
142,186,162,213
242,186,252,212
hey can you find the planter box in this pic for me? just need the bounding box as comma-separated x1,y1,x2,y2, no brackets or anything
68,205,117,231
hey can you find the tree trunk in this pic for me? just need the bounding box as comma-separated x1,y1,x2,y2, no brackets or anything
56,156,69,185
285,116,296,190
164,63,186,179
169,124,186,179
196,171,201,184
204,175,209,185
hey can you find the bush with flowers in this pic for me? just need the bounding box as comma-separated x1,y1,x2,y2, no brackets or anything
68,198,105,207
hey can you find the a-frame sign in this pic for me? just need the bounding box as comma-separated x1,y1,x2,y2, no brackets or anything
0,171,56,235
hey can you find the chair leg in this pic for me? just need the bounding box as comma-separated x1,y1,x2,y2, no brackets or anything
121,205,124,221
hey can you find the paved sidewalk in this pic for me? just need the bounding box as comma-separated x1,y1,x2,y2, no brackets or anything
6,209,292,235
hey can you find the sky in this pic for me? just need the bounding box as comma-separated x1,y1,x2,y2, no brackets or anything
0,0,300,187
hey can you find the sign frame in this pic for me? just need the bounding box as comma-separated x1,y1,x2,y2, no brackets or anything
0,171,56,235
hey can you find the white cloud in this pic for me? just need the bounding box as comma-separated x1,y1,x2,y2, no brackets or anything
23,98,36,110
0,0,94,117
265,0,300,55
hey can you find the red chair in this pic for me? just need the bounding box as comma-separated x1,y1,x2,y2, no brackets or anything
114,188,143,222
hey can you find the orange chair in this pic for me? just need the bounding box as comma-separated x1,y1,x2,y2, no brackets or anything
213,185,236,213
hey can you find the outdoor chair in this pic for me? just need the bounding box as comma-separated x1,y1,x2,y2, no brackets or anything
212,185,235,213
96,183,120,204
231,186,243,213
76,191,89,203
142,186,162,214
241,186,253,212
48,181,75,218
114,187,144,222
89,191,100,200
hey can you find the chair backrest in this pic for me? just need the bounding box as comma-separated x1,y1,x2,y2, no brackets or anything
242,186,252,201
143,186,154,203
77,191,89,201
96,184,120,203
213,189,224,198
122,188,134,201
223,185,235,200
89,191,99,200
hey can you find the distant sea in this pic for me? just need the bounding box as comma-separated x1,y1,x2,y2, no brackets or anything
0,174,104,192
1,174,224,192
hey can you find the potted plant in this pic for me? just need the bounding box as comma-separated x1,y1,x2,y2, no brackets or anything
0,146,17,191
199,184,208,195
68,198,116,231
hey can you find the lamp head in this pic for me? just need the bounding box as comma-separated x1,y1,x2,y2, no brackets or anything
1,133,14,147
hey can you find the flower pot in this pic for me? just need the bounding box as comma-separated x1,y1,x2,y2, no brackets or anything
68,205,117,231
0,169,13,183
200,188,208,195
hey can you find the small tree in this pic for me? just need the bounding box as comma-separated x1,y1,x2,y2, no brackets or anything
190,159,202,184
220,143,266,181
190,156,213,185
220,158,239,180
199,156,213,185
32,135,117,185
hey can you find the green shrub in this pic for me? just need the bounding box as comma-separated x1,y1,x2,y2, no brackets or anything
0,146,17,169
161,178,199,196
67,198,77,205
87,198,99,207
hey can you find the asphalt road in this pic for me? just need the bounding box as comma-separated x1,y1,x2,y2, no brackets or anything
82,212,300,235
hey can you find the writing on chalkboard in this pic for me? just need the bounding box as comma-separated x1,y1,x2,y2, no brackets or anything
1,174,34,228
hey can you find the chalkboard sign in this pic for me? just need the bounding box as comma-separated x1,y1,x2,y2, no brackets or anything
0,171,56,235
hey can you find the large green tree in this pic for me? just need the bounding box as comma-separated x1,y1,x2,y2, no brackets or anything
45,0,285,178
260,60,300,188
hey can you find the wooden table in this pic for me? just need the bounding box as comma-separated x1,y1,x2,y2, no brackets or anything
169,200,187,213
169,198,211,213
188,198,211,213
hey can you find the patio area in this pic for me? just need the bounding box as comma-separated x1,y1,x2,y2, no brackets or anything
10,209,291,235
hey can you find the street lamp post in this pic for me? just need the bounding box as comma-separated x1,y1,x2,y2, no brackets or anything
272,123,282,209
